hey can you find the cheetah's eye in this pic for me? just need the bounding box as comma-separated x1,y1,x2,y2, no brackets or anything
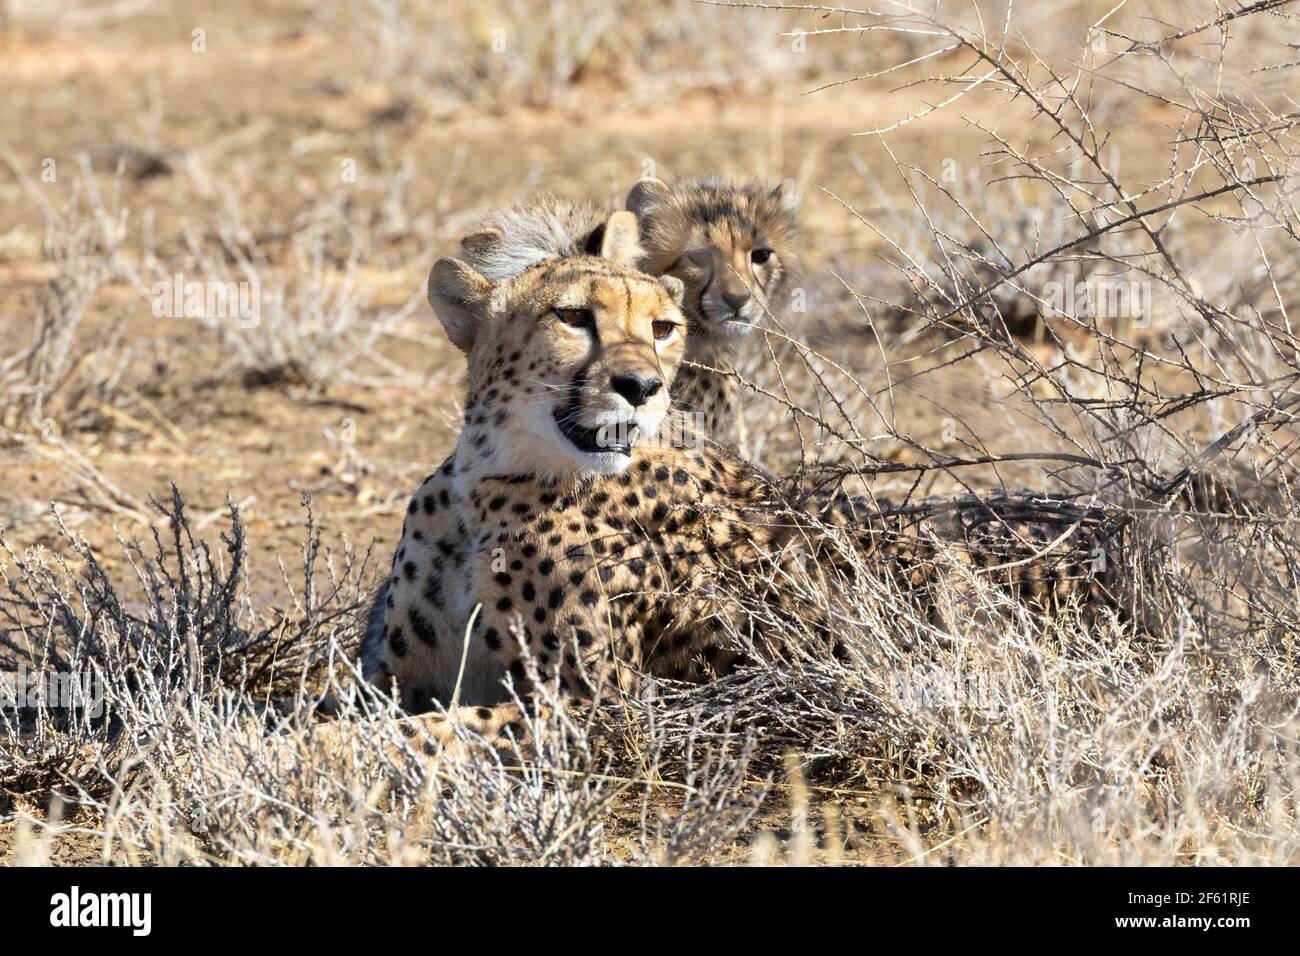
652,320,677,341
750,248,773,265
554,307,594,329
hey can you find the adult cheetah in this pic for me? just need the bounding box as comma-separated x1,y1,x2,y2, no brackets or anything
358,211,1119,744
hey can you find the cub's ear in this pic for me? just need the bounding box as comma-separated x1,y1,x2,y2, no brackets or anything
460,226,506,259
428,257,494,353
626,177,672,218
771,178,801,214
598,210,642,266
658,275,685,305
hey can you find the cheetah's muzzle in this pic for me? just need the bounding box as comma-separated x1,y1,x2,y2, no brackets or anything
552,369,636,456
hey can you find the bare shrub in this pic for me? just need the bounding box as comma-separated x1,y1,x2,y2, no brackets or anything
315,0,836,107
174,188,425,391
1,495,769,864
0,166,131,441
651,0,1300,862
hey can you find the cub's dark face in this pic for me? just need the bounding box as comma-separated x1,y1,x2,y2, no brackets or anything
428,245,687,481
627,177,799,362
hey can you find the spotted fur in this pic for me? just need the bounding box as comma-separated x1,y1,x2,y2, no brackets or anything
357,244,1120,759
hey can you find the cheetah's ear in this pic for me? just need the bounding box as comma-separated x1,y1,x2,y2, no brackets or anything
771,179,801,214
597,210,641,267
460,226,506,259
658,275,685,306
428,257,494,352
625,177,672,219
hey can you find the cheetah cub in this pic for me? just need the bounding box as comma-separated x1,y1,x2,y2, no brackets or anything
627,175,800,450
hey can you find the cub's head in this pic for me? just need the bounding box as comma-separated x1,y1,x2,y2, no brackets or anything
429,211,687,482
627,176,799,362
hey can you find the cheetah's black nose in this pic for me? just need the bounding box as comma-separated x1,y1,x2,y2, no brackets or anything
721,290,751,312
610,371,662,408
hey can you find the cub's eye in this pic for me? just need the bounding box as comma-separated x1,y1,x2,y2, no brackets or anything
554,307,593,329
652,320,677,341
750,248,773,265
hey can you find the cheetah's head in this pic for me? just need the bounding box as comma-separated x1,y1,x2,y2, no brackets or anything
429,211,687,482
627,175,799,365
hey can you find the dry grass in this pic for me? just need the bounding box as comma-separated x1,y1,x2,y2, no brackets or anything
1,0,1299,865
311,0,837,109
